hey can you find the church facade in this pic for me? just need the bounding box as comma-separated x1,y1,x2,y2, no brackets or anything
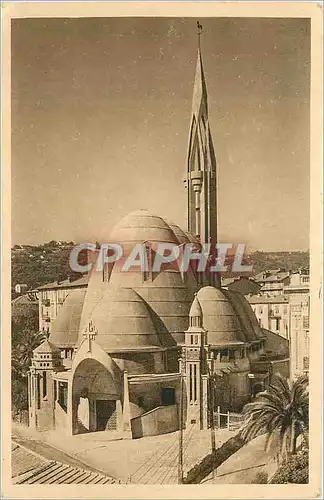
28,38,289,438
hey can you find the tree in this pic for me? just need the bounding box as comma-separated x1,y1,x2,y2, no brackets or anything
12,327,45,376
241,374,309,460
11,308,44,414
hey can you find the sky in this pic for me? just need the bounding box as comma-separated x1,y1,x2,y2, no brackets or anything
11,17,310,251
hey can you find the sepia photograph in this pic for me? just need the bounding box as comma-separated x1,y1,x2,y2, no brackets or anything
1,2,323,498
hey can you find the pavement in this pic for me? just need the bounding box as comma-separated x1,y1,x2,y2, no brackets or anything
202,434,279,484
12,422,233,484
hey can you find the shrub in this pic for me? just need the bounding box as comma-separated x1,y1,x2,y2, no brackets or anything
252,471,268,483
270,448,309,484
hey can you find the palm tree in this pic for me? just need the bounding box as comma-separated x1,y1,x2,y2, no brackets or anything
241,374,309,459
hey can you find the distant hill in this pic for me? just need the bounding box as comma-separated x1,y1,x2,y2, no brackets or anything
247,251,309,276
11,241,83,298
11,242,309,298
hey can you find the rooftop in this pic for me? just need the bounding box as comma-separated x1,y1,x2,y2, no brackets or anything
247,294,289,304
33,338,61,354
254,269,290,283
37,275,89,291
12,442,117,485
12,293,38,306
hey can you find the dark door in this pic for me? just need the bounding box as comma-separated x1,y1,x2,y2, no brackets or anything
161,387,176,406
96,400,116,431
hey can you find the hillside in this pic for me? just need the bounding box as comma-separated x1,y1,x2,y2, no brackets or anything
246,251,309,275
11,241,83,298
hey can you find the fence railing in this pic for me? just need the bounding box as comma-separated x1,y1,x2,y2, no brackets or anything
213,407,246,431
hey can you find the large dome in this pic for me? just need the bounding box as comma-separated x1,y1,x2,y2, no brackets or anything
110,210,179,247
50,289,86,348
79,210,199,347
84,287,164,352
196,286,246,346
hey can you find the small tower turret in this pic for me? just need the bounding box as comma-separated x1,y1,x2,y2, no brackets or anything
181,295,209,429
29,339,63,430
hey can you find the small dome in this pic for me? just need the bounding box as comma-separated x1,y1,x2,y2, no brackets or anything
33,338,61,355
197,286,246,346
228,290,264,340
168,223,190,245
189,296,202,317
86,287,163,352
110,210,179,247
184,231,201,246
223,289,258,342
50,289,86,348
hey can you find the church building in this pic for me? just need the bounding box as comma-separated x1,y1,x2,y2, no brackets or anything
28,33,289,438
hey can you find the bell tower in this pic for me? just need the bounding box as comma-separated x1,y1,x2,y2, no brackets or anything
181,295,209,429
185,23,219,288
29,338,63,430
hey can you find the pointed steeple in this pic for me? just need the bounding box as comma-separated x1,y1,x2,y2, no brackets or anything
185,24,218,287
191,46,208,120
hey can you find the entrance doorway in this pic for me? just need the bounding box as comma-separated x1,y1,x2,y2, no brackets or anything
96,400,117,431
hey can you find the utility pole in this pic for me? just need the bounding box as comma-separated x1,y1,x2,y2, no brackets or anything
210,373,216,481
178,375,184,484
208,353,216,481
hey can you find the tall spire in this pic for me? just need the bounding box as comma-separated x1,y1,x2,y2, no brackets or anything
185,23,218,287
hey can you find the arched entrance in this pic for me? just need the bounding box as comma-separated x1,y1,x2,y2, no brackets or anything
72,358,121,435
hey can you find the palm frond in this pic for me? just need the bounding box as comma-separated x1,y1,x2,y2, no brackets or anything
241,374,309,459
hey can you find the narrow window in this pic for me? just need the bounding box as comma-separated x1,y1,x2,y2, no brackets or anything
43,371,47,397
193,364,197,402
189,365,193,402
37,374,41,409
143,243,152,281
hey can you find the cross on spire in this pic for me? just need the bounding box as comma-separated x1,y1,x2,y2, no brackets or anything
197,21,203,48
83,319,97,353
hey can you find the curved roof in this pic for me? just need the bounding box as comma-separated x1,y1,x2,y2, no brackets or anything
85,287,164,352
77,210,206,350
222,289,258,342
107,265,197,345
168,223,190,245
110,210,179,247
197,286,246,346
230,290,264,340
50,289,86,348
184,231,201,246
82,210,199,346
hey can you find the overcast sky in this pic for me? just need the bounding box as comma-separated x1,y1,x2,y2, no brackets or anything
11,17,310,251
